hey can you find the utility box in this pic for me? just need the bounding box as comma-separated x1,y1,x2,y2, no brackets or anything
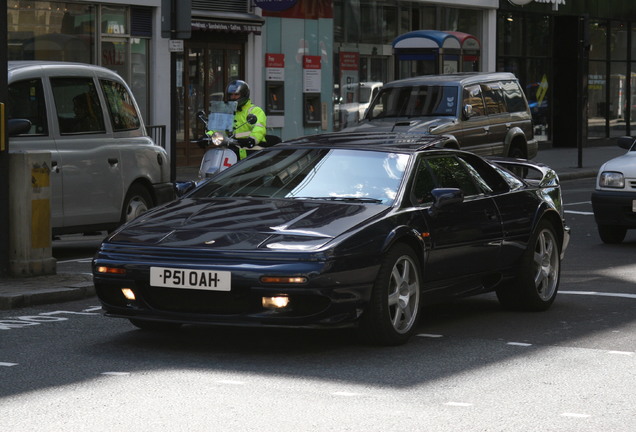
9,151,56,276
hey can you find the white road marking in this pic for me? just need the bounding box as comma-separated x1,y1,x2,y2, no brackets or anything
101,372,130,376
560,290,636,299
417,333,444,338
564,201,591,206
507,342,532,347
83,306,102,312
332,391,361,397
56,258,93,264
607,351,634,356
564,210,594,215
445,402,473,407
0,362,18,367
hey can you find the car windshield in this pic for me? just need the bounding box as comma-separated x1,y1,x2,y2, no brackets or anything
367,85,458,119
192,148,410,205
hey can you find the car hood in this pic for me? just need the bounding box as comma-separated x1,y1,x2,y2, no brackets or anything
342,117,456,134
599,151,636,177
108,197,388,251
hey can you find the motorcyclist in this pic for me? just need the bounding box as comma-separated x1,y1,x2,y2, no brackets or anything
226,80,267,151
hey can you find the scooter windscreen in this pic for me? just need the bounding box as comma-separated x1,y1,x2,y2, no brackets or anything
207,101,237,131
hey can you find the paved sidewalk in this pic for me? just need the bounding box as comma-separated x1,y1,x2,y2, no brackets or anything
0,139,628,310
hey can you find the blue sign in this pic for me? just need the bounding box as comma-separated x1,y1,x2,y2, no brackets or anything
254,0,298,12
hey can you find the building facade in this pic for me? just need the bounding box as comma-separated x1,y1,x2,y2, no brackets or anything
499,0,636,147
7,0,636,169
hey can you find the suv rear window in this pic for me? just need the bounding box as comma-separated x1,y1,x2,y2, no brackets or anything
368,86,458,119
502,81,527,113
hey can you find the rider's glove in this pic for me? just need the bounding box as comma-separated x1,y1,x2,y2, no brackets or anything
237,137,256,148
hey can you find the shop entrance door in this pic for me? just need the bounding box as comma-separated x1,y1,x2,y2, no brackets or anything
175,42,243,167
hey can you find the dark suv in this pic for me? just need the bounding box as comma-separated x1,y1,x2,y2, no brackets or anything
343,72,537,159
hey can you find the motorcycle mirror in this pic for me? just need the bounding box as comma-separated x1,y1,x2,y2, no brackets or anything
246,114,258,125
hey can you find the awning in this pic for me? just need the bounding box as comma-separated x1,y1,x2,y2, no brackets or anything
192,11,264,35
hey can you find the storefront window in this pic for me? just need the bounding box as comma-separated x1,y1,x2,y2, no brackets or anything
498,13,523,58
526,14,551,58
7,1,95,62
609,61,628,136
589,21,608,61
631,63,636,135
588,60,607,138
610,21,628,61
101,5,127,35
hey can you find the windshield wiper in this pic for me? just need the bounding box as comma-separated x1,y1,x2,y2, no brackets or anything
290,196,384,203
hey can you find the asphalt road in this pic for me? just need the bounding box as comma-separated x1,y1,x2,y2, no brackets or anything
0,177,634,432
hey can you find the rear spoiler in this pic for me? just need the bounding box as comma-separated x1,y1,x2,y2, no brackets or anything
487,156,559,188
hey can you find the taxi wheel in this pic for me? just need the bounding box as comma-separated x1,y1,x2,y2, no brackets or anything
121,184,153,225
359,244,421,346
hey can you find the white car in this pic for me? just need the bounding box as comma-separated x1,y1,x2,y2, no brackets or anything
591,136,636,243
8,61,174,236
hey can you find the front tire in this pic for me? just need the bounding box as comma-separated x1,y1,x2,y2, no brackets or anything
359,244,422,346
496,220,560,311
597,224,626,244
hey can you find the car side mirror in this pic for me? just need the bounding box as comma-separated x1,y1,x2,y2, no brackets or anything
174,180,196,197
8,118,32,136
428,188,463,217
462,104,474,120
616,136,636,151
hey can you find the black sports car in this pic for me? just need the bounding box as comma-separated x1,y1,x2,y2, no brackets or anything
93,132,570,345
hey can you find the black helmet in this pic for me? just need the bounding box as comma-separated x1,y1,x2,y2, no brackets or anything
226,80,250,109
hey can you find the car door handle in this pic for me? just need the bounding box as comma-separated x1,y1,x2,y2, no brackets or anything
108,157,119,166
51,161,60,173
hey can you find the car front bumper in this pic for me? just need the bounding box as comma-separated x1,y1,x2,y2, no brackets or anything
591,190,636,228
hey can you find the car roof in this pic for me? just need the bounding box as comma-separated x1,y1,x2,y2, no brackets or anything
381,72,518,88
276,131,454,153
8,60,122,78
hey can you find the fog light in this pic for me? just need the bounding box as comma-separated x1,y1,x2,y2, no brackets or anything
121,288,136,301
262,296,289,309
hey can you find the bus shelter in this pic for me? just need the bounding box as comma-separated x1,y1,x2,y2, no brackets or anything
392,30,461,78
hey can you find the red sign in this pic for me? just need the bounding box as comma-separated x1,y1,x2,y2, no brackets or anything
339,52,359,71
303,55,321,70
266,53,285,68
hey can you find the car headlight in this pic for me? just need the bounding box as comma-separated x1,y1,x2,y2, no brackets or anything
599,171,625,188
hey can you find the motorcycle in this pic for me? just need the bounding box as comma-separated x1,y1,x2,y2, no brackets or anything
192,101,261,179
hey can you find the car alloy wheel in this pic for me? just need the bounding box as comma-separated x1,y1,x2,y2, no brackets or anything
496,220,560,311
121,184,153,225
360,244,421,345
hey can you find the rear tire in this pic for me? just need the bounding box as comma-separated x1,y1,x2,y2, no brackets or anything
121,184,153,225
359,244,422,346
496,220,560,311
597,224,626,244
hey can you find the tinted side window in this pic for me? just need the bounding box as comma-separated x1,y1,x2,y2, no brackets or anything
481,82,507,115
463,84,485,117
100,79,141,131
426,156,480,196
411,158,436,205
502,81,527,113
51,77,105,134
8,79,48,136
457,154,510,194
